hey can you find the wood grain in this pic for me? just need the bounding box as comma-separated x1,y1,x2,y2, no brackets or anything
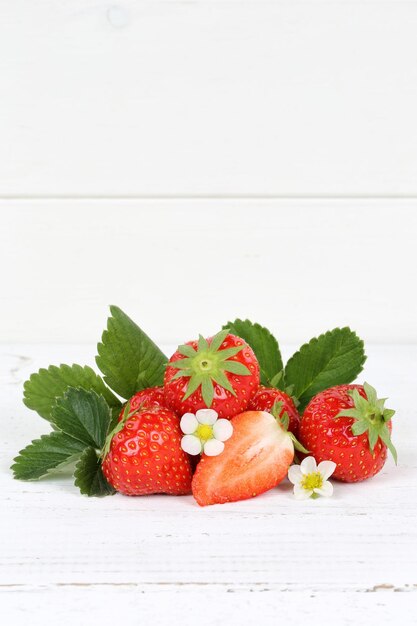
2,199,417,344
1,1,417,196
1,343,416,625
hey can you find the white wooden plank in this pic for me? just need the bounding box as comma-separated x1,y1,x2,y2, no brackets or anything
1,199,417,343
1,343,416,623
1,588,417,626
1,1,417,196
1,345,416,598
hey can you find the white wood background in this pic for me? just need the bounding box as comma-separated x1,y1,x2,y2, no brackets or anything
1,1,417,624
2,200,417,345
1,0,417,196
1,343,416,625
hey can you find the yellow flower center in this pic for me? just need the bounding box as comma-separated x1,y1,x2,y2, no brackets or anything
301,472,323,491
196,424,214,442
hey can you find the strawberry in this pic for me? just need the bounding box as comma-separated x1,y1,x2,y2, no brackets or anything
248,386,300,436
102,404,193,496
299,383,396,482
164,329,260,419
118,386,166,421
192,410,294,505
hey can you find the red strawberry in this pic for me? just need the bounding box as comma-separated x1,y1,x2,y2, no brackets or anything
118,386,166,421
248,386,300,436
299,383,396,483
192,410,294,506
164,330,260,419
102,404,193,496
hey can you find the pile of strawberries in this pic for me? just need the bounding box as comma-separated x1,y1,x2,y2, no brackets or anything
101,329,396,506
12,308,397,505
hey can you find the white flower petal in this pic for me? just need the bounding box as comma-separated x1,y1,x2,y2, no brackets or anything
314,480,334,498
317,460,337,480
180,413,199,435
181,434,202,456
196,408,218,425
212,418,233,442
293,484,313,500
203,439,225,456
300,456,317,475
288,465,303,485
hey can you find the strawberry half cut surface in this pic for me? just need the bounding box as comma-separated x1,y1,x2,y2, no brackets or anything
192,410,294,506
164,330,260,419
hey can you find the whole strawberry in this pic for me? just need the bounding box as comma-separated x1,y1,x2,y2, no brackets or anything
299,383,396,482
248,386,300,436
103,404,193,496
118,386,166,421
164,329,260,419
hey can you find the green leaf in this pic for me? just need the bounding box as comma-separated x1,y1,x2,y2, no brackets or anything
108,405,123,433
96,305,167,399
284,327,366,412
23,364,121,422
223,319,283,386
51,388,112,448
11,432,86,480
74,447,115,497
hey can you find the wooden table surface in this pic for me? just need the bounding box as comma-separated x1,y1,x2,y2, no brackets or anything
1,344,416,625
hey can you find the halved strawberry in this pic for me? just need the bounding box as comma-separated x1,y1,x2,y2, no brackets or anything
192,410,294,506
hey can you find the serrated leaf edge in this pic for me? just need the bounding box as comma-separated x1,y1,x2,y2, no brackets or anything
74,447,115,497
222,318,283,385
11,432,86,481
285,326,366,404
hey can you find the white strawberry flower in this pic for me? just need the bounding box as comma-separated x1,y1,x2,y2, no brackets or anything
180,408,233,456
288,456,336,500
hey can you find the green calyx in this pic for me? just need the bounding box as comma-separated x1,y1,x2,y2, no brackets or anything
270,401,309,454
335,382,397,463
101,401,135,460
169,329,251,407
269,371,300,408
